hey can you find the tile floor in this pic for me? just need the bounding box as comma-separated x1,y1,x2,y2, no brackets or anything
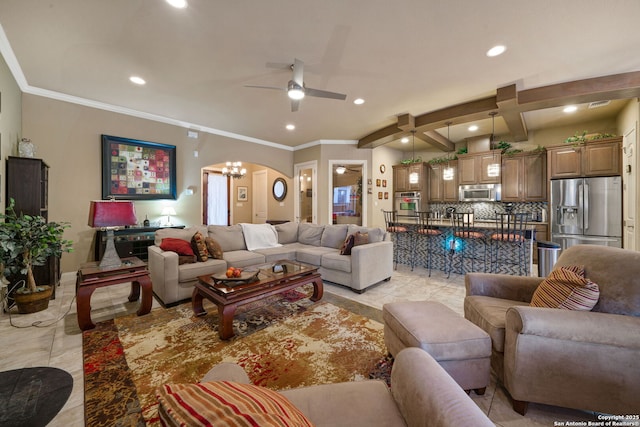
1,265,599,426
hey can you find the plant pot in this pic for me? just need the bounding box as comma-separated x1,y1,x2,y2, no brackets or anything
14,285,52,314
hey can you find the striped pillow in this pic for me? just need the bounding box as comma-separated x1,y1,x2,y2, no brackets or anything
157,381,313,427
530,266,599,311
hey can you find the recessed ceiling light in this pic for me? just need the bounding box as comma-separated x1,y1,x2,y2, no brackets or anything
166,0,187,8
129,76,146,85
401,137,409,143
486,45,506,57
563,105,578,113
353,98,365,105
286,124,295,130
468,125,479,132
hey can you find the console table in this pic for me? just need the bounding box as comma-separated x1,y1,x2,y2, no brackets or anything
76,257,152,331
94,225,185,262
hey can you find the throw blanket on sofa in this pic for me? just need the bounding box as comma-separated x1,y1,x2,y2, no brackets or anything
241,223,283,251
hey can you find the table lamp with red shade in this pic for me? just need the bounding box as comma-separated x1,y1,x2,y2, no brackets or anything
88,200,138,268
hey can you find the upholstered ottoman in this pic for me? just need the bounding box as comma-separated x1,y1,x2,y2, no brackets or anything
383,300,491,394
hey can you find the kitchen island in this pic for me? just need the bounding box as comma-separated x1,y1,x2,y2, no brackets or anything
393,219,539,276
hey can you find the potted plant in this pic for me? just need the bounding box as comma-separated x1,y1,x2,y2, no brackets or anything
0,199,73,313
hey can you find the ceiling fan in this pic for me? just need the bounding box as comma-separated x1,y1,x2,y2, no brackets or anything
245,58,347,112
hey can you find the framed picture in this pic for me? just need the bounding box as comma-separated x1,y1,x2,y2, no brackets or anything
376,179,381,187
378,192,383,200
382,179,387,188
238,186,248,201
384,192,389,199
101,134,177,200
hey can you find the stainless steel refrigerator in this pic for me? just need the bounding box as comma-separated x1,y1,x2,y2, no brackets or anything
551,176,622,250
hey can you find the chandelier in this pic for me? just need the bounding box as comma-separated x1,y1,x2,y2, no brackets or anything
222,161,246,179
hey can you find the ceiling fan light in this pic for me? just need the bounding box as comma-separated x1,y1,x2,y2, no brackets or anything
288,87,305,100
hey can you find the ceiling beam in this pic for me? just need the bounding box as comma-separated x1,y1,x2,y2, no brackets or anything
358,71,640,149
415,130,455,152
496,84,528,141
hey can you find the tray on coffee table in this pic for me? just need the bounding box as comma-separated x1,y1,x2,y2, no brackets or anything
210,271,259,286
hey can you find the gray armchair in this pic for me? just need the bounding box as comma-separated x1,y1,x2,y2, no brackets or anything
464,245,640,415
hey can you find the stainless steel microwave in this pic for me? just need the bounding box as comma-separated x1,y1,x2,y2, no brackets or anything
459,184,501,202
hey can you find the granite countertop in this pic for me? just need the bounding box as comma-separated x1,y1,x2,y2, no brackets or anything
397,218,540,231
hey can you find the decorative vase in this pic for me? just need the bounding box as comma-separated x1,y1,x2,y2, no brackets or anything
14,285,52,314
18,138,36,158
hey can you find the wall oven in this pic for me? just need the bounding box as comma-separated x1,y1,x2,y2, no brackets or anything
395,191,421,216
459,184,501,202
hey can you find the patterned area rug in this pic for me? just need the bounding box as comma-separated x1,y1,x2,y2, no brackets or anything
83,286,386,426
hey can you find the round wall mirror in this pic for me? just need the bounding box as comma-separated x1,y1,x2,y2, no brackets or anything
272,178,287,201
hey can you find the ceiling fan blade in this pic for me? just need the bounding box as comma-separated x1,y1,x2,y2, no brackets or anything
265,61,293,70
291,99,300,112
305,87,347,100
292,58,304,87
244,85,286,91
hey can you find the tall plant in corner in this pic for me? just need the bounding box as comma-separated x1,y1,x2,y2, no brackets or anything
0,198,72,305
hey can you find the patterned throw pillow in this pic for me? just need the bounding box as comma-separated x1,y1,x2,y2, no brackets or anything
353,231,369,246
191,231,209,262
160,238,195,256
156,381,313,427
339,234,356,255
530,266,600,311
205,237,224,259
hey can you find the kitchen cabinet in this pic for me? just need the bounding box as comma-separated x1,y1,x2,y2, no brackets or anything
393,162,427,192
501,151,547,202
547,137,622,179
457,151,501,185
428,161,458,202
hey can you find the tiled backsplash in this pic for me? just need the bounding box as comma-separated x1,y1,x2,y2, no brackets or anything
428,201,548,221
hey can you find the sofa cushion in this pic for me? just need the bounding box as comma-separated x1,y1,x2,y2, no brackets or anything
205,237,224,259
298,223,325,246
252,245,298,263
155,225,208,246
275,222,299,244
222,250,266,268
157,381,313,427
339,234,355,255
347,225,385,243
464,295,529,353
160,238,196,256
178,255,196,265
530,266,600,311
295,245,335,266
208,224,247,251
320,224,348,249
178,258,227,282
191,231,209,262
321,252,352,273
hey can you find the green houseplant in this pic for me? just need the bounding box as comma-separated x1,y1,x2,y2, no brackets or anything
0,199,73,313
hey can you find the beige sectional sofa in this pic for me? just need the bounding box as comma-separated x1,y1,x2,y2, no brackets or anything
159,348,494,427
148,222,393,306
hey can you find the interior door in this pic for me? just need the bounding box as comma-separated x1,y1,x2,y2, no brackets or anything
328,160,367,226
623,127,637,250
294,161,317,223
252,170,267,223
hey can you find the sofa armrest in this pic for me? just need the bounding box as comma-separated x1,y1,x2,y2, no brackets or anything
465,272,543,303
351,241,393,289
148,245,179,305
506,306,640,348
391,348,494,427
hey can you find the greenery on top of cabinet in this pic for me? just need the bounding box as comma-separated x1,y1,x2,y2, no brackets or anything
564,130,617,144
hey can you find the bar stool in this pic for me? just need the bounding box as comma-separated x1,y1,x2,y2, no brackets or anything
489,212,528,276
415,211,443,276
383,210,412,270
447,212,487,278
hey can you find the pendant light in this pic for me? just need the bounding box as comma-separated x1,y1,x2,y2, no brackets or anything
408,130,419,184
487,112,500,178
443,122,454,181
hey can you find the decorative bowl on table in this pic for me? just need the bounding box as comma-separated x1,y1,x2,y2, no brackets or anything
211,269,259,286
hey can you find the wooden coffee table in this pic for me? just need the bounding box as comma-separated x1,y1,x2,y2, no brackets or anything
192,260,323,340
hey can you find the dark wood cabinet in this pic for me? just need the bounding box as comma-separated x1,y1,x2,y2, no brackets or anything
501,151,547,202
428,161,458,202
547,137,622,179
95,226,185,262
393,163,427,192
6,156,60,296
457,151,501,185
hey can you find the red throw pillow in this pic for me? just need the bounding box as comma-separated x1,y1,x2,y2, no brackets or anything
340,234,356,255
160,238,195,256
